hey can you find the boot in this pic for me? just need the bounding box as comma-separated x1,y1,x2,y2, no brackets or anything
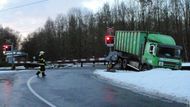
36,71,40,76
42,72,46,77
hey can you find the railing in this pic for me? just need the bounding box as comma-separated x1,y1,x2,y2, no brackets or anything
14,57,107,69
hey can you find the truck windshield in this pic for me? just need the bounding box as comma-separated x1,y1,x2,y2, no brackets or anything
157,46,181,59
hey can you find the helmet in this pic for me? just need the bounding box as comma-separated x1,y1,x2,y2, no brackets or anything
39,51,45,55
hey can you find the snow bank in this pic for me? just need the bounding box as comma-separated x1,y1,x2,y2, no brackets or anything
0,70,28,74
0,67,12,70
0,66,31,74
94,69,190,104
182,63,190,67
0,66,26,70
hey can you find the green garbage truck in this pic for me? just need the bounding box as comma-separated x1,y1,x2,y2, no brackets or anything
106,31,182,71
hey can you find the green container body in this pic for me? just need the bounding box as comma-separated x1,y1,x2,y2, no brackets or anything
115,31,147,57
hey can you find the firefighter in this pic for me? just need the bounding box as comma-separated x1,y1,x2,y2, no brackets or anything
36,51,46,77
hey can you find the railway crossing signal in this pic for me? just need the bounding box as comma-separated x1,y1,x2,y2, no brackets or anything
105,35,114,47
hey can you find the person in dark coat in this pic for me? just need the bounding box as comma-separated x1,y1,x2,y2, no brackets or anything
36,51,46,77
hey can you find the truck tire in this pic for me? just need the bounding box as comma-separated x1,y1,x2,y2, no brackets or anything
122,59,128,70
141,64,152,71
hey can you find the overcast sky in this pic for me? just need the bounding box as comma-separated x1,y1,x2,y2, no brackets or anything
0,0,115,39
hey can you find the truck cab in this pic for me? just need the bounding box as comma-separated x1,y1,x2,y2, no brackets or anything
143,34,182,69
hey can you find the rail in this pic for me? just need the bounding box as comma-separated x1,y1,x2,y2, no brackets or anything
14,57,107,69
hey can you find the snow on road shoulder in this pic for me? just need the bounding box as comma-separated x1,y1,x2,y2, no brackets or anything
0,70,29,74
94,69,190,104
182,62,190,67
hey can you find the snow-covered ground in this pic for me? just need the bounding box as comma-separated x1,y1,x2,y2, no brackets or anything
94,68,190,105
0,66,26,70
0,69,30,73
182,62,190,67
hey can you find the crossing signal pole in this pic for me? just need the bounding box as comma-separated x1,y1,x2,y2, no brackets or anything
104,27,115,71
2,40,15,70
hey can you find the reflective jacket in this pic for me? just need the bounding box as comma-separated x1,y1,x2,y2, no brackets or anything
38,55,46,66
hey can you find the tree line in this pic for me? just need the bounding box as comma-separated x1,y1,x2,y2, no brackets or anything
21,0,190,61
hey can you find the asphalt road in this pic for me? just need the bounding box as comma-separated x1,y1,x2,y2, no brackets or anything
0,66,188,107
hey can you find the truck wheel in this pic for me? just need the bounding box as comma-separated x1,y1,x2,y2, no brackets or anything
123,59,128,70
141,64,152,71
142,65,148,71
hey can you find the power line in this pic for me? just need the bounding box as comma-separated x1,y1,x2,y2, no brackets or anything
0,0,48,12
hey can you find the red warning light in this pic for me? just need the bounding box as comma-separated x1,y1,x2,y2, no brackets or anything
106,36,110,41
3,45,8,49
105,35,114,46
2,45,11,52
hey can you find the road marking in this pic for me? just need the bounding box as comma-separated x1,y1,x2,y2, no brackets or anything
27,76,56,107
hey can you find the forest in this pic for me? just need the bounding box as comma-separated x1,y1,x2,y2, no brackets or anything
2,0,190,61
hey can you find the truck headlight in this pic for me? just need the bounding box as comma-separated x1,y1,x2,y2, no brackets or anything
159,62,164,66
